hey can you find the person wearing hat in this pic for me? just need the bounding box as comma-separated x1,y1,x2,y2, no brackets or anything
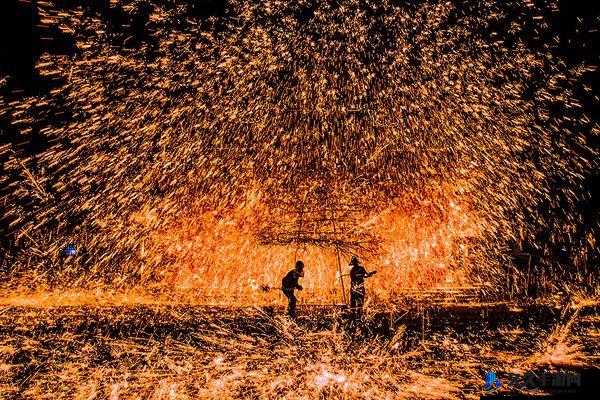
281,260,305,318
349,256,376,319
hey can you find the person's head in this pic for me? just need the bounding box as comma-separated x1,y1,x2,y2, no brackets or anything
349,255,359,266
295,260,305,274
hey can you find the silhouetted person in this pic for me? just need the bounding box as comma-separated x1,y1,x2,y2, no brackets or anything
282,260,304,318
349,256,376,319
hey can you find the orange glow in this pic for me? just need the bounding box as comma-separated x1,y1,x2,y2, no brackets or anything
135,186,484,306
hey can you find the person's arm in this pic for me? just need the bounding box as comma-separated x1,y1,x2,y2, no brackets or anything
363,266,376,278
295,273,303,290
292,272,302,290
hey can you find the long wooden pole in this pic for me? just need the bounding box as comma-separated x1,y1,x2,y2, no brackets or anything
330,208,347,305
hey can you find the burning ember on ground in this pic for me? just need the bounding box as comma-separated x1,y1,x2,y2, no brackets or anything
0,0,599,399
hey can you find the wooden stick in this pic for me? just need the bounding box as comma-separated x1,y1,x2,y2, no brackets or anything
330,206,347,305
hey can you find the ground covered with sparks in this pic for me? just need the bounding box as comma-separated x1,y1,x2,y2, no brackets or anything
1,299,599,399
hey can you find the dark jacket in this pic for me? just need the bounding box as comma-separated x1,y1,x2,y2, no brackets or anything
350,265,369,287
282,270,302,290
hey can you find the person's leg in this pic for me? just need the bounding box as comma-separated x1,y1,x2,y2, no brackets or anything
356,288,365,319
289,293,297,318
350,287,360,321
283,289,293,317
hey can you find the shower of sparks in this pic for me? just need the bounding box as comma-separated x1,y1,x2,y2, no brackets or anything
0,0,598,303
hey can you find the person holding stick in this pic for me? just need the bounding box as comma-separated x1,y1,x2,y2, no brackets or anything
349,256,376,319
